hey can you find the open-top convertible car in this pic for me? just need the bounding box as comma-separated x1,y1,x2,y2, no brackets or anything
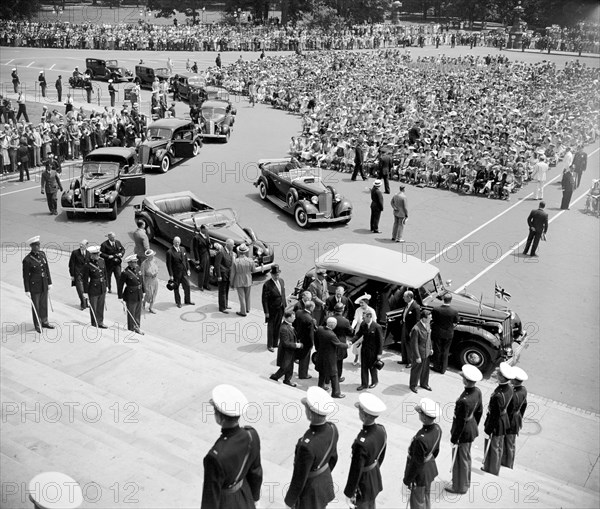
290,244,526,371
138,119,202,173
61,148,145,220
255,157,352,228
199,100,235,142
134,191,275,274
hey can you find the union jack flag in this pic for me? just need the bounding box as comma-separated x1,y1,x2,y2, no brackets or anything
495,283,512,302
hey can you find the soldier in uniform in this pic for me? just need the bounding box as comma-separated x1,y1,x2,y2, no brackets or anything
201,384,263,509
22,236,54,333
69,240,90,310
117,255,145,335
108,80,116,108
344,393,387,509
446,365,483,495
82,246,108,328
501,367,528,470
11,68,19,93
55,75,63,103
100,232,125,293
38,71,47,98
403,398,442,509
40,160,63,215
84,78,93,104
482,362,514,476
285,386,339,509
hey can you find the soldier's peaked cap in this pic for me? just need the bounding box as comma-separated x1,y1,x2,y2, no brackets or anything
211,384,247,417
302,386,334,416
87,245,100,254
461,364,483,382
26,236,40,245
355,393,386,417
415,398,440,419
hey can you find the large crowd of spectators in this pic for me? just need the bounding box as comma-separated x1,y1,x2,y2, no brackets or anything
210,50,599,198
1,20,598,54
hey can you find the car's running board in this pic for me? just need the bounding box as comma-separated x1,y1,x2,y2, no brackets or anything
267,195,291,210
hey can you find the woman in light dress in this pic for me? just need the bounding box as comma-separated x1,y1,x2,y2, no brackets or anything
351,294,377,366
141,249,159,314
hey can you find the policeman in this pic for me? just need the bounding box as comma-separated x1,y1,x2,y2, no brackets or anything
29,471,83,509
11,68,19,93
38,71,47,98
201,384,263,509
82,245,108,329
84,78,93,104
482,362,514,476
446,365,483,495
344,393,387,508
117,255,145,335
22,236,54,333
501,367,528,469
40,160,63,215
108,79,116,108
285,386,339,509
403,398,442,509
55,75,63,103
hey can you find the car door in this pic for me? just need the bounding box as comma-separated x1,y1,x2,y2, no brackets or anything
172,128,196,159
120,174,146,197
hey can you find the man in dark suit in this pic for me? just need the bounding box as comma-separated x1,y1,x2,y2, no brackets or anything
166,236,194,309
561,168,575,210
82,246,108,328
431,294,459,374
201,384,263,509
215,239,234,313
22,236,54,333
325,285,350,319
316,317,349,398
572,146,587,189
100,232,125,293
295,300,316,379
192,225,212,290
40,162,63,215
398,290,421,367
351,140,367,181
409,310,433,393
523,201,548,257
117,255,145,334
270,311,302,386
309,268,329,326
332,303,353,383
370,180,384,233
403,398,442,509
69,240,90,310
446,365,483,494
378,145,393,193
55,75,63,102
262,265,286,352
501,367,528,470
353,311,384,390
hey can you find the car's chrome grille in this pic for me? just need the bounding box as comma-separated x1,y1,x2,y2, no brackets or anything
319,193,332,218
83,188,94,208
139,145,150,165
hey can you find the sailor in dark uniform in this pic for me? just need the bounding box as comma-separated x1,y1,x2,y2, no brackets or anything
482,362,514,476
22,236,54,333
285,386,339,509
446,365,483,495
501,367,528,469
344,393,387,509
117,255,145,335
403,398,442,509
82,245,108,328
201,384,263,509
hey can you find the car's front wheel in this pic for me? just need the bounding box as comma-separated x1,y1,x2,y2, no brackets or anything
66,211,75,220
160,155,171,173
457,341,492,372
223,131,230,143
192,140,201,156
258,180,268,201
109,201,118,221
294,206,309,228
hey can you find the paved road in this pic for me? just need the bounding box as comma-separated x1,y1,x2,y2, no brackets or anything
1,46,599,412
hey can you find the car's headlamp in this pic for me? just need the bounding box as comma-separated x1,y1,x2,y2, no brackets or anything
311,196,318,205
256,247,263,256
497,324,503,334
74,189,80,196
95,190,101,196
334,193,341,202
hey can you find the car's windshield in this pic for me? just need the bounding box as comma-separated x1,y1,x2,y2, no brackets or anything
289,168,321,182
146,127,172,140
106,60,118,67
189,76,205,87
419,278,439,302
82,162,119,180
202,107,226,121
154,67,169,75
193,208,236,228
206,89,229,100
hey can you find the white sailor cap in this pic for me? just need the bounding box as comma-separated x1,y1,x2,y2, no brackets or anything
87,245,100,254
301,386,335,416
27,236,40,245
124,254,138,263
415,398,440,419
512,367,528,382
354,293,372,304
461,364,483,382
28,471,83,509
499,361,515,380
211,384,247,417
355,393,387,417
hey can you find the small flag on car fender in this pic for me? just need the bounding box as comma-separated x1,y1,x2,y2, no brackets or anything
495,282,511,302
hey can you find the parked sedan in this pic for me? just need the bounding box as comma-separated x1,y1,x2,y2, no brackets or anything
85,58,133,82
61,148,145,220
138,119,202,173
254,157,353,228
134,191,275,274
199,100,235,142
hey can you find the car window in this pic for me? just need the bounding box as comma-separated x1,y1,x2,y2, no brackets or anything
82,162,119,180
175,130,193,141
147,127,171,140
418,279,437,302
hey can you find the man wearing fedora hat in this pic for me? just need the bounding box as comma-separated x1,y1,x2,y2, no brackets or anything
166,237,194,309
69,240,90,310
370,180,384,233
40,160,63,215
285,387,339,509
446,365,483,495
22,236,54,333
344,393,387,508
230,244,254,317
262,264,286,351
378,144,393,194
390,185,408,242
202,384,263,509
482,362,514,476
100,232,125,293
501,367,528,470
403,398,442,509
270,310,302,386
82,246,108,328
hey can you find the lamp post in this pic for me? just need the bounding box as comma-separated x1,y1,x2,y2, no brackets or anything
202,6,206,24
